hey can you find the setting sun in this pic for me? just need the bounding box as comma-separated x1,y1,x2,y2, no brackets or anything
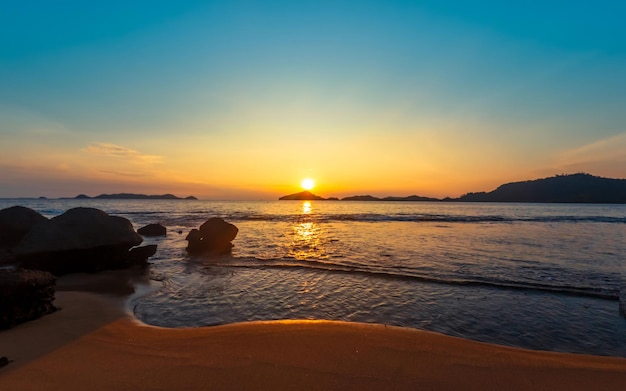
301,178,315,190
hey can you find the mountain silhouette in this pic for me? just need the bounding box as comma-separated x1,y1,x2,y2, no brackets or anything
454,173,626,203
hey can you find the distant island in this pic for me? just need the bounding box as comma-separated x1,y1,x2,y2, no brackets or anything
279,191,338,201
342,195,440,202
73,193,198,200
279,174,626,204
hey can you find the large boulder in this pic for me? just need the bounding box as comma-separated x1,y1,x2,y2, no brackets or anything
138,223,167,237
186,217,238,255
0,268,56,329
0,206,48,248
13,207,147,275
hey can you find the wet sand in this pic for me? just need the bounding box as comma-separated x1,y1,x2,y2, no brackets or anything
1,290,626,390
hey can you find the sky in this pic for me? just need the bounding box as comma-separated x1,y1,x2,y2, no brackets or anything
1,0,625,199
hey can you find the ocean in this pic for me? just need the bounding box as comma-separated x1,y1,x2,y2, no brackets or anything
2,199,625,357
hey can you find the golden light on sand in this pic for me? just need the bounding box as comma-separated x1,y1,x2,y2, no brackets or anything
301,178,315,190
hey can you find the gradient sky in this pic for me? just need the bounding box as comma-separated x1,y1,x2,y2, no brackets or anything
1,1,625,199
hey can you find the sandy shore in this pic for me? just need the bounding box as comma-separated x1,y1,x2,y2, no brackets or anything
1,291,626,390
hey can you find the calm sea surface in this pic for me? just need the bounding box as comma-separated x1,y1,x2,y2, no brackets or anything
2,199,625,357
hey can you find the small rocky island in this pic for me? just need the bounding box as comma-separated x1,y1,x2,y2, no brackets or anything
279,191,331,201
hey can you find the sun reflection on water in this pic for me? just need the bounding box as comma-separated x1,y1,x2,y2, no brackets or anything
290,222,323,259
287,201,326,260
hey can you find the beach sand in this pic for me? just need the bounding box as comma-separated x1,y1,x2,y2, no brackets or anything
1,289,626,390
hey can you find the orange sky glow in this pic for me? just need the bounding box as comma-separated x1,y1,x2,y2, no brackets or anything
1,2,625,199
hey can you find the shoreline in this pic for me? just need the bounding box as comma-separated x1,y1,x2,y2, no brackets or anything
1,290,625,390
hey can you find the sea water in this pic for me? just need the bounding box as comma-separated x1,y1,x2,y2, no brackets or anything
1,199,624,357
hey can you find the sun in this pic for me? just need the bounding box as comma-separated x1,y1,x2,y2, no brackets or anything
301,178,315,191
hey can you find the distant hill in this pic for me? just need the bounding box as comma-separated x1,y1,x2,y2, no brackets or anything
454,174,626,203
341,195,381,201
279,191,327,200
382,195,440,202
340,194,438,201
74,193,198,200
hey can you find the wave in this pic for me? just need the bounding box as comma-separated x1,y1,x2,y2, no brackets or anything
307,214,626,224
30,203,625,225
188,256,620,301
123,211,626,224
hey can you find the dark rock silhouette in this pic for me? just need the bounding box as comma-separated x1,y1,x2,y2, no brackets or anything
279,191,327,200
341,194,439,201
186,218,238,255
0,206,48,248
382,195,440,202
341,195,381,201
127,244,158,263
0,268,56,329
13,207,151,275
454,173,626,203
138,223,167,236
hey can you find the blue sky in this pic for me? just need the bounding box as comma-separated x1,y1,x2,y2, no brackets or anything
1,1,625,198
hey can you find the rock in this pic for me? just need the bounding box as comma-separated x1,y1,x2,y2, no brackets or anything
138,223,167,236
199,218,238,243
186,218,238,255
127,245,158,265
185,229,204,254
0,356,8,368
0,206,48,248
13,208,145,275
185,229,202,241
0,268,56,329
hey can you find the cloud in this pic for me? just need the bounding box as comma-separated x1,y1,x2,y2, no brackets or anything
83,143,163,165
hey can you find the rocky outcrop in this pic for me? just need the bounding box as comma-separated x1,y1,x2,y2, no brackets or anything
13,208,150,275
186,218,238,255
0,206,48,248
138,223,167,236
0,268,56,329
